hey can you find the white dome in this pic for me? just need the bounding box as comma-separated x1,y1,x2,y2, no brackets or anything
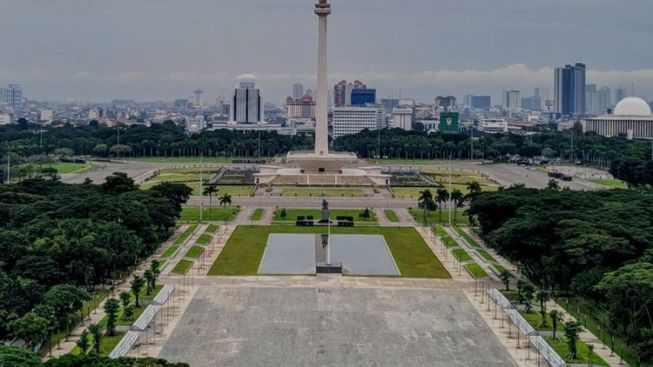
236,73,257,82
614,97,652,116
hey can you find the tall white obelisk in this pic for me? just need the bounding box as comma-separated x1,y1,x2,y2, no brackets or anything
314,0,331,156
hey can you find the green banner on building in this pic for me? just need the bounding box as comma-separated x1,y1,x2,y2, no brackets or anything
439,112,459,134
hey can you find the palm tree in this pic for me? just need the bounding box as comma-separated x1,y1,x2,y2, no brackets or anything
450,189,464,224
547,179,561,191
499,270,512,291
143,269,154,295
88,323,103,355
466,181,482,201
536,290,550,327
550,310,562,340
436,188,449,222
219,193,232,207
130,275,145,307
203,184,219,217
418,189,434,225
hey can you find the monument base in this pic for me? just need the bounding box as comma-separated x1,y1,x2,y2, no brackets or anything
286,151,357,174
316,262,343,274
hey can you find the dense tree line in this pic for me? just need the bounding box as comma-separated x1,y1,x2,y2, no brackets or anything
468,187,653,363
0,345,189,366
2,121,652,186
0,174,190,350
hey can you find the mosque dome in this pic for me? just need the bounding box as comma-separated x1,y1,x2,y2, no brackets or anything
614,97,652,116
236,73,257,82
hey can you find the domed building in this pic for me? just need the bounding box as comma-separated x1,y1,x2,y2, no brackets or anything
583,97,653,139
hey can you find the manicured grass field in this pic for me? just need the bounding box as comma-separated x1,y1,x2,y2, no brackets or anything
250,208,264,221
209,225,450,278
160,246,178,258
476,249,497,263
519,311,557,331
592,178,627,189
48,162,91,174
216,185,255,197
454,227,481,248
384,209,399,222
544,336,608,366
273,209,377,223
492,263,513,277
204,224,219,234
185,246,204,259
391,187,439,199
464,263,489,279
195,233,212,245
452,248,472,262
281,187,365,198
173,224,198,245
410,209,469,225
132,156,248,164
181,207,240,222
171,260,194,275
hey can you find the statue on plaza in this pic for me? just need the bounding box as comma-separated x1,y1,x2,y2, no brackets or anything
322,199,329,211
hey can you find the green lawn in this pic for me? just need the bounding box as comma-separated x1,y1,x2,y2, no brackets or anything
273,209,377,223
281,187,365,198
185,246,204,259
48,162,91,174
250,208,264,221
409,209,469,225
132,156,245,163
72,331,125,357
181,207,240,222
476,249,497,263
173,224,198,245
204,224,219,234
384,209,399,222
454,227,481,248
160,246,178,258
493,263,513,277
452,248,472,262
592,178,627,189
171,260,194,275
464,263,489,279
519,310,557,331
195,233,212,245
544,336,609,366
433,227,459,248
209,225,450,278
137,284,163,302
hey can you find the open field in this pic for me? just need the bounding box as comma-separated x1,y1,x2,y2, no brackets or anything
180,207,240,222
273,208,377,223
48,162,92,174
464,263,488,279
132,156,246,163
159,287,517,367
592,178,628,189
208,225,450,278
171,259,193,275
281,187,365,198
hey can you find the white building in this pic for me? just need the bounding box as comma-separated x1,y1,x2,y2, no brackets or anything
40,110,54,123
231,74,262,124
391,107,413,130
478,118,508,134
0,114,11,125
332,107,384,138
193,89,204,107
583,97,653,139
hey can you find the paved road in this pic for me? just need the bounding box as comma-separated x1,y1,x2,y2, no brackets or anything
187,196,416,208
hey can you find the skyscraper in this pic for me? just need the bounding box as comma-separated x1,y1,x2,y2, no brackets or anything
435,96,457,112
5,84,23,112
554,63,586,116
333,80,369,107
292,83,304,101
503,90,521,110
615,86,626,105
231,74,262,124
598,87,612,114
585,84,599,115
350,88,376,106
193,89,204,107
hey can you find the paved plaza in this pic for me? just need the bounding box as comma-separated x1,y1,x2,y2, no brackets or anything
159,287,518,367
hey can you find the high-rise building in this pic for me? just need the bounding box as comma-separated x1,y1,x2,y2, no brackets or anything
286,94,316,119
193,89,204,107
231,74,262,124
521,96,541,111
5,84,23,111
391,107,413,131
585,84,600,115
470,96,491,109
292,83,304,101
554,63,586,116
615,86,626,105
435,96,457,112
350,88,376,106
332,107,384,138
503,90,521,110
598,87,612,114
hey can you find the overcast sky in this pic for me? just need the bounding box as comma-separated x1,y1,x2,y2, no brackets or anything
1,0,653,104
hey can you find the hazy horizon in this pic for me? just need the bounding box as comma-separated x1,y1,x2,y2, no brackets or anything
2,0,653,104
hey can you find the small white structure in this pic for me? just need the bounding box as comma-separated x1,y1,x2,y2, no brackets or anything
478,118,508,134
0,114,11,125
391,107,413,130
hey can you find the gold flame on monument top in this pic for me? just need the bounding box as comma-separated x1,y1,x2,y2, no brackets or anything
318,0,328,4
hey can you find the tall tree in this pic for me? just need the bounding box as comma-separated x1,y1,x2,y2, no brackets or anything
129,276,145,307
203,184,219,218
87,323,103,355
536,290,550,327
76,329,89,354
219,193,232,207
436,188,449,223
103,298,120,336
564,321,583,360
450,189,464,224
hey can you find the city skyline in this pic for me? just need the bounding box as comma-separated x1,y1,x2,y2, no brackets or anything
1,0,653,103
